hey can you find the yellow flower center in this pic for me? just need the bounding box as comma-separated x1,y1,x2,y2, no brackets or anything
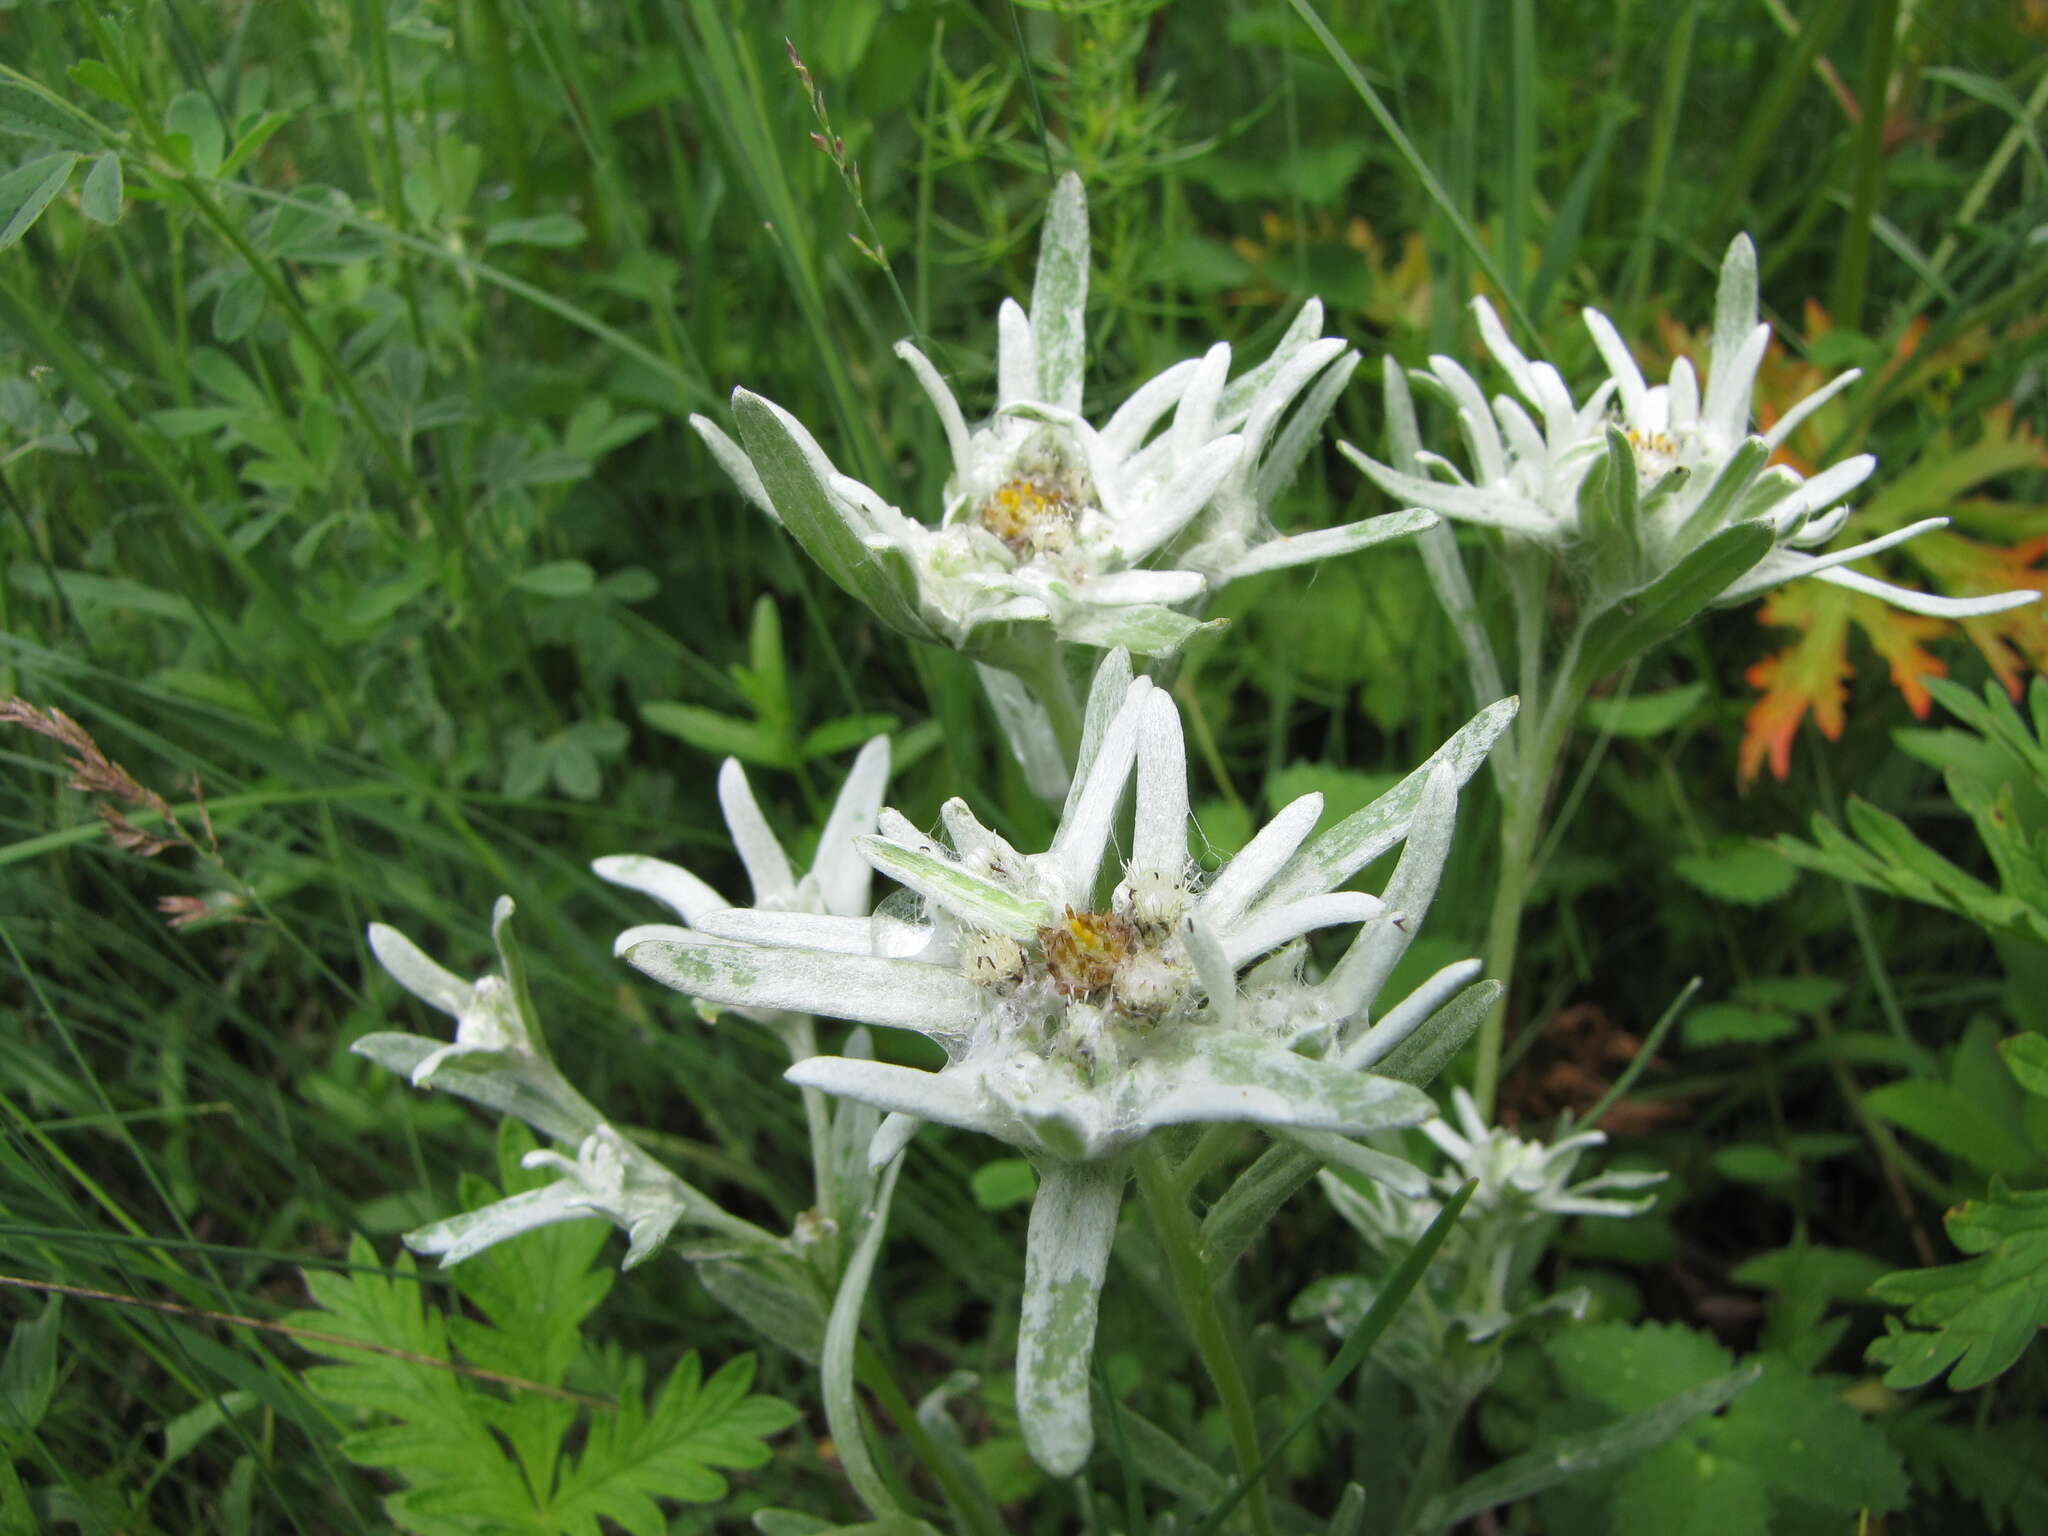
979,477,1076,555
1038,906,1136,999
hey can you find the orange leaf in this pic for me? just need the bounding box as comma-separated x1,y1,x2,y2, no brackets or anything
1739,581,1952,784
1741,584,1853,785
1908,531,2048,697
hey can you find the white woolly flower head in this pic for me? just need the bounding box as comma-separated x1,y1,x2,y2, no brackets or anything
1420,1087,1664,1221
1341,235,2039,624
691,174,1433,662
352,900,776,1275
619,650,1519,1477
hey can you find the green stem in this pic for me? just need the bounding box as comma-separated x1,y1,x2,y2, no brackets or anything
1134,1142,1274,1536
1473,605,1589,1119
1393,1389,1472,1536
781,1015,838,1234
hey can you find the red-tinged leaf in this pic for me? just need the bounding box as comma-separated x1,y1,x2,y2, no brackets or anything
1905,530,2048,697
1741,584,1853,785
1741,582,1958,783
1857,600,1949,719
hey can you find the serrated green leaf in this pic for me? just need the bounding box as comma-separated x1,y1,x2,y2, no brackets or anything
1672,844,1797,905
1426,1366,1760,1527
549,1353,798,1535
1870,1180,2048,1390
286,1162,794,1534
1579,682,1708,738
1864,1080,2043,1177
1708,1359,1907,1512
1548,1321,1734,1416
1731,1243,1892,1303
1684,1001,1801,1048
1606,1433,1770,1536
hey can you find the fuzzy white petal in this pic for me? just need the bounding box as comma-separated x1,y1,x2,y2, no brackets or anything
590,855,731,925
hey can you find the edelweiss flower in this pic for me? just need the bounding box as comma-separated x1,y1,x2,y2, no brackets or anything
355,899,777,1271
1332,1087,1662,1241
693,173,1432,661
621,652,1515,1475
1319,1089,1660,1344
1342,236,2039,620
408,1125,689,1269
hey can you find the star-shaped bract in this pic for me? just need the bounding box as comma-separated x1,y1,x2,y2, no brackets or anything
621,653,1515,1474
1341,236,2038,622
694,174,1432,663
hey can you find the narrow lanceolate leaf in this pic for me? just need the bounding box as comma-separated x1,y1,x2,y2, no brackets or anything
857,835,1053,939
0,153,76,252
1574,520,1774,687
1030,172,1090,413
731,390,928,639
349,1034,596,1143
1051,599,1213,659
623,933,979,1045
1264,697,1517,906
0,81,98,152
1017,1160,1127,1478
1217,508,1437,581
1140,1034,1433,1135
79,152,121,224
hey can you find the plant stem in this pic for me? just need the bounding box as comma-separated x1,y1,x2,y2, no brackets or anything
781,1015,840,1264
1133,1141,1274,1536
1473,719,1551,1120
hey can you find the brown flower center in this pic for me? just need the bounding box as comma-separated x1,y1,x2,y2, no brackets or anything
1038,906,1136,999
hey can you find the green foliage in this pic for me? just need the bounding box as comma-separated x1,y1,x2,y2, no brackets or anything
1,0,2042,1525
287,1127,795,1534
1778,678,2048,945
1542,1323,1907,1533
1869,1180,2048,1392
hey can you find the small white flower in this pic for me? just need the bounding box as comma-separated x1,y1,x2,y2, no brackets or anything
1320,1089,1661,1345
356,896,600,1146
621,651,1517,1476
355,900,785,1272
694,174,1433,661
406,1126,691,1270
1418,1087,1664,1221
1341,236,2039,621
